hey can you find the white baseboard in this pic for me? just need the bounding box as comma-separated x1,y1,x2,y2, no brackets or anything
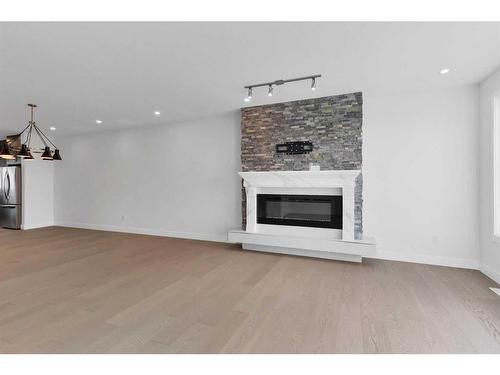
22,222,55,230
53,221,484,271
368,250,479,270
480,262,500,285
54,221,229,243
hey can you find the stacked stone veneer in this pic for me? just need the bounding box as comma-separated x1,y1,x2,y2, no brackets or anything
241,92,363,239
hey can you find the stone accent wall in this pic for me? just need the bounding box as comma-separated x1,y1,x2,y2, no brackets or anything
241,92,363,239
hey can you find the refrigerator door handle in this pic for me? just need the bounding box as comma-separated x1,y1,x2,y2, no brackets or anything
5,172,10,201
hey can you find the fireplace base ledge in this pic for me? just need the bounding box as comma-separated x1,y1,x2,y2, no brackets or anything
243,244,362,263
227,230,375,263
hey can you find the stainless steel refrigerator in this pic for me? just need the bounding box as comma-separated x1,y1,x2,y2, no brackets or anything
0,166,22,229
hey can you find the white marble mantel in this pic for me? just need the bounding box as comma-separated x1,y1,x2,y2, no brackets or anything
239,170,360,188
240,170,361,241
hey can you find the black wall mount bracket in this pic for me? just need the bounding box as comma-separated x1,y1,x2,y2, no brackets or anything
276,141,313,155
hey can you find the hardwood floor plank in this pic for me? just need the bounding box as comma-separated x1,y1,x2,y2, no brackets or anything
0,226,499,353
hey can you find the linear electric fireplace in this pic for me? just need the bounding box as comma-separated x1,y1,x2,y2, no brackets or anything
257,194,342,229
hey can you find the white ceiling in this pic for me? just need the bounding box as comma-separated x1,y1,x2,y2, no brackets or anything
1,22,500,136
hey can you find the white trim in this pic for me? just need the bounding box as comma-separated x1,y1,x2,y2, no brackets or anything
368,250,479,270
54,222,484,271
239,170,360,241
228,229,375,255
243,243,362,263
493,92,500,238
22,222,55,230
54,221,229,243
480,262,500,285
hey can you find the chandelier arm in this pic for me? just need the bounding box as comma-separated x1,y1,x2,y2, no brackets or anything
33,125,49,148
23,125,33,145
35,125,58,149
18,123,32,139
27,126,34,148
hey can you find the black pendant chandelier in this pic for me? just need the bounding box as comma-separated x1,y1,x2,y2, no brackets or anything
16,104,61,161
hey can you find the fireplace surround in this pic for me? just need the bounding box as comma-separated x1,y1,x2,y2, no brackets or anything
228,170,375,262
240,93,364,237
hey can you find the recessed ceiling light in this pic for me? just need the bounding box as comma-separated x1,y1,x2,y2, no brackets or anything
440,68,451,75
96,120,102,124
49,126,56,131
154,111,161,115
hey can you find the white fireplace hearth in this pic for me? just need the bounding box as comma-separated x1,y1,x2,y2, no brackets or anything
228,170,375,262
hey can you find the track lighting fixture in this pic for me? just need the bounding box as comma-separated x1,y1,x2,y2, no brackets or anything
244,74,321,102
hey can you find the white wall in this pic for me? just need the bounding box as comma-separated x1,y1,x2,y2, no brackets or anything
22,158,54,229
54,112,241,242
363,86,480,268
479,66,500,283
54,87,481,269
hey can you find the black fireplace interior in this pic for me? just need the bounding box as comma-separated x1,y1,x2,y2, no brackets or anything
257,194,342,229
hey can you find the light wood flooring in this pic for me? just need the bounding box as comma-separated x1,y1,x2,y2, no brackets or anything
1,226,500,353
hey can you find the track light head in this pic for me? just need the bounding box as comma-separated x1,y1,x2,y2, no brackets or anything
311,77,316,91
244,87,253,102
268,85,274,97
